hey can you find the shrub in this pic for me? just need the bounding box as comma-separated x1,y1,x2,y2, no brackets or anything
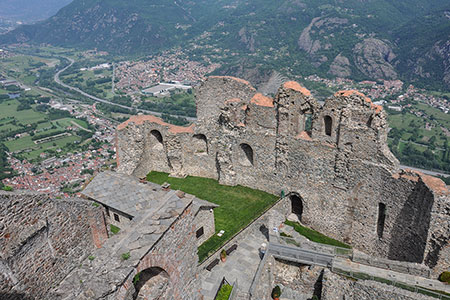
133,272,141,285
439,271,450,283
1,185,13,191
220,249,227,259
88,255,95,261
271,285,281,299
121,252,130,260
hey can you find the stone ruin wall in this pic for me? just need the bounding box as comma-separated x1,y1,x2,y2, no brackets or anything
0,191,108,300
321,269,436,300
116,76,450,275
53,196,201,300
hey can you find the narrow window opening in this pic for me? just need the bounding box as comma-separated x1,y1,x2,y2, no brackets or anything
239,143,254,166
324,115,332,136
377,203,386,238
304,113,312,133
196,227,204,239
150,130,163,150
114,213,120,223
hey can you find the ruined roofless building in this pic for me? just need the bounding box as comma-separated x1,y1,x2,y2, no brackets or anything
116,76,449,276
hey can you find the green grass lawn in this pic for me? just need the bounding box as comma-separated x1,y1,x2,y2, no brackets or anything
146,171,279,262
285,220,351,249
215,284,233,300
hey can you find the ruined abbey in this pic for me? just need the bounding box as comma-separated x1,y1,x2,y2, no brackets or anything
117,76,449,275
1,76,449,300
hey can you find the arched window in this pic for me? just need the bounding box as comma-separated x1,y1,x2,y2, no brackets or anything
133,267,170,299
324,115,332,136
290,194,303,222
193,134,208,154
150,130,163,150
239,143,254,166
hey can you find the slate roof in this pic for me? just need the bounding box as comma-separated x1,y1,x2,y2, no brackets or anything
82,171,167,217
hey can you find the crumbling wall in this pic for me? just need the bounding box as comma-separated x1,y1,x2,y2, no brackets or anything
116,76,449,274
0,191,107,300
321,269,436,300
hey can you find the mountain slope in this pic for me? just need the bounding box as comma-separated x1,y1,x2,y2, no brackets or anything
0,0,73,23
1,0,449,90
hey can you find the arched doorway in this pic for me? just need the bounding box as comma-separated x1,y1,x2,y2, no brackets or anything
133,267,171,300
290,194,303,222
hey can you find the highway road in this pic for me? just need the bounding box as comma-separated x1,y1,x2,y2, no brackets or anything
400,165,449,178
54,57,197,122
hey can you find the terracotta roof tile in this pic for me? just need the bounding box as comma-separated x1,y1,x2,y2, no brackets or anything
393,169,449,195
250,93,274,107
283,81,311,96
334,90,383,114
295,131,312,141
117,115,194,134
241,104,248,111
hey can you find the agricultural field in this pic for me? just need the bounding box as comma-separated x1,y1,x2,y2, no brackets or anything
0,98,91,161
386,102,450,172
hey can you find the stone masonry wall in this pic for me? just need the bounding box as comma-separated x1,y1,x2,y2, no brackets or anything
321,269,436,300
0,190,107,300
116,76,450,274
195,207,216,246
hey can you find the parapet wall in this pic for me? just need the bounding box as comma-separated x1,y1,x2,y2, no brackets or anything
116,76,449,275
0,191,107,300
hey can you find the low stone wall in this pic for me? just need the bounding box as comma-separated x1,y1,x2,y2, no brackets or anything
0,191,107,300
353,250,431,278
321,269,436,300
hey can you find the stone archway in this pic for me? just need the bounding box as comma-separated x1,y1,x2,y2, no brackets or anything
133,267,171,300
290,194,303,222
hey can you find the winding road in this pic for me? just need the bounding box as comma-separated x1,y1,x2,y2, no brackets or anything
54,57,197,122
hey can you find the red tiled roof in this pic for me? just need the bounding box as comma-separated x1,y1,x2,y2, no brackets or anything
283,81,311,96
250,93,274,107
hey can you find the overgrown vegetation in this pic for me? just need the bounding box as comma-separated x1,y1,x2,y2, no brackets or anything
439,271,450,284
146,171,278,262
285,220,351,249
121,252,130,260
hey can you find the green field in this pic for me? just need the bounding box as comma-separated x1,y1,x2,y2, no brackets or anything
0,100,46,124
146,171,278,262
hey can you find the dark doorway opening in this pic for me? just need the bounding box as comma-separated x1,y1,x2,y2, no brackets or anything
290,194,303,221
324,115,332,136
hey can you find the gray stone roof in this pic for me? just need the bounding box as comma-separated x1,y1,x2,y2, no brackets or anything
82,171,169,217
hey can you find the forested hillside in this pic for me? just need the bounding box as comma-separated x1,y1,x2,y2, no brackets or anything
1,0,449,90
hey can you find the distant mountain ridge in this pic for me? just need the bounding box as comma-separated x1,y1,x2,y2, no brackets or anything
1,0,449,90
0,0,73,23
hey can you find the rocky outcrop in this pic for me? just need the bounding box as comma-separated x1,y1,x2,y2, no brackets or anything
328,54,351,77
353,38,398,80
